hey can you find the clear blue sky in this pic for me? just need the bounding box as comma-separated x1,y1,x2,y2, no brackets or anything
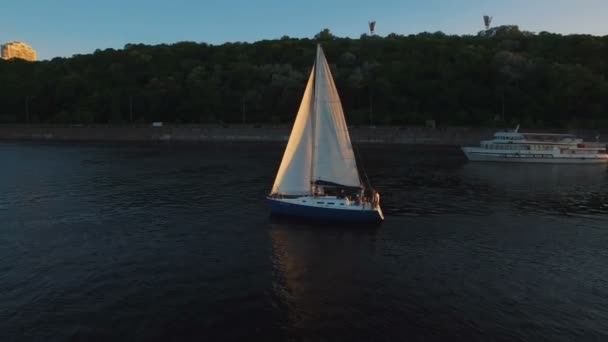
1,0,607,60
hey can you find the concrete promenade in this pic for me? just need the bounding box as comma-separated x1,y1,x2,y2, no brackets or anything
0,124,605,145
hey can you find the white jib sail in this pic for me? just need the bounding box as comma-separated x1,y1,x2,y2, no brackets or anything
271,67,315,195
312,45,361,187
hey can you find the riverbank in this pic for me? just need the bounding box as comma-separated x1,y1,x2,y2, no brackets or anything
0,124,606,145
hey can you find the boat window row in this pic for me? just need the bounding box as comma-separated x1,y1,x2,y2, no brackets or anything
495,135,521,141
314,201,346,205
483,144,528,150
529,145,555,151
560,149,606,155
523,135,574,142
502,154,554,159
483,144,557,151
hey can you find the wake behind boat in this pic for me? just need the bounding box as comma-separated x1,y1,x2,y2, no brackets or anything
462,126,608,164
267,44,384,223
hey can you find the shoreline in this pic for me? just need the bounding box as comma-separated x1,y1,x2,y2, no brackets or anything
0,124,606,146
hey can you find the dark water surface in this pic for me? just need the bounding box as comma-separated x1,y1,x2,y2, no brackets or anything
1,142,607,342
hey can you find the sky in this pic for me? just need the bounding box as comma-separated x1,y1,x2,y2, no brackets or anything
1,0,607,60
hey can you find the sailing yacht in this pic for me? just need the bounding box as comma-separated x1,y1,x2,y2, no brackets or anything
267,45,384,223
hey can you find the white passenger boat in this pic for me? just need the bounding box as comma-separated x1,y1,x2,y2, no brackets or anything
462,126,608,164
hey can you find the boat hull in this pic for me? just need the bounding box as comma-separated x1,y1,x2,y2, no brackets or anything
462,147,608,164
267,197,384,223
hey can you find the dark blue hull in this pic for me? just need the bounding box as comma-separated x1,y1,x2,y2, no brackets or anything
267,198,383,223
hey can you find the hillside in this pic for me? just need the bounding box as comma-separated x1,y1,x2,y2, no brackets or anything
1,27,607,127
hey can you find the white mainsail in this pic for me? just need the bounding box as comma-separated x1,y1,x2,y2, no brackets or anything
271,45,361,196
312,46,361,187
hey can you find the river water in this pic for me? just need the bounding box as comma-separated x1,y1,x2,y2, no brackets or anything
1,142,607,341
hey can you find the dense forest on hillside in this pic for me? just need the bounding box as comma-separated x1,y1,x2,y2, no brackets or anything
1,27,607,127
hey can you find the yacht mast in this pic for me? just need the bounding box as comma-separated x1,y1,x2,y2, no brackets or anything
310,44,321,191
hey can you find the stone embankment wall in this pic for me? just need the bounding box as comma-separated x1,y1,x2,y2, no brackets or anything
0,124,605,145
